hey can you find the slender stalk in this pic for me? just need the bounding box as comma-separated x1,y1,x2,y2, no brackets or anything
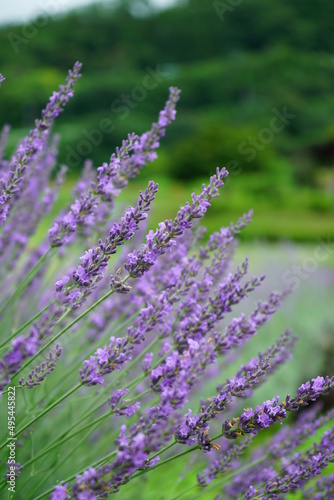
48,311,139,403
32,444,119,500
12,280,130,382
17,413,110,475
8,335,171,487
32,433,138,500
125,431,225,485
35,338,171,463
146,439,177,464
9,309,71,386
170,484,198,500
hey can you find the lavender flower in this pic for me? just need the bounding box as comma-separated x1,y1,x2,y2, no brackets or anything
18,345,63,389
49,484,70,500
0,141,66,268
0,67,333,500
124,167,228,278
222,376,334,440
0,182,157,389
80,336,134,386
214,290,290,353
108,389,141,418
0,63,81,224
302,474,334,499
70,404,179,496
57,180,158,300
223,407,334,499
96,87,181,197
245,427,334,498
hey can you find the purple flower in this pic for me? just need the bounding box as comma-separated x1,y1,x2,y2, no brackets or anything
124,167,228,279
142,352,154,372
2,68,334,500
80,336,133,386
197,437,253,487
220,376,334,442
246,427,334,498
0,63,81,225
50,484,70,500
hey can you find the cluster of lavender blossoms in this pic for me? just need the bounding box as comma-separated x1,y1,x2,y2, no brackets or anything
0,64,333,500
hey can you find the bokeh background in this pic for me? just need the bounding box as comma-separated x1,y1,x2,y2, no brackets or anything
0,0,333,410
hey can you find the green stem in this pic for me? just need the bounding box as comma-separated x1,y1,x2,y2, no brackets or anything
10,309,71,385
12,278,130,382
44,340,172,457
0,304,49,349
70,333,159,429
19,412,110,476
171,484,198,500
31,422,141,500
19,385,113,478
32,444,119,500
146,439,177,464
11,333,166,485
127,431,225,485
29,419,103,498
0,415,110,492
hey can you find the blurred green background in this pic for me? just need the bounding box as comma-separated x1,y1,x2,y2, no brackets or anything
0,0,334,241
0,2,334,495
0,0,333,370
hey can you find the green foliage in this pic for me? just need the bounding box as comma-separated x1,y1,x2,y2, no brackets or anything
168,122,278,178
